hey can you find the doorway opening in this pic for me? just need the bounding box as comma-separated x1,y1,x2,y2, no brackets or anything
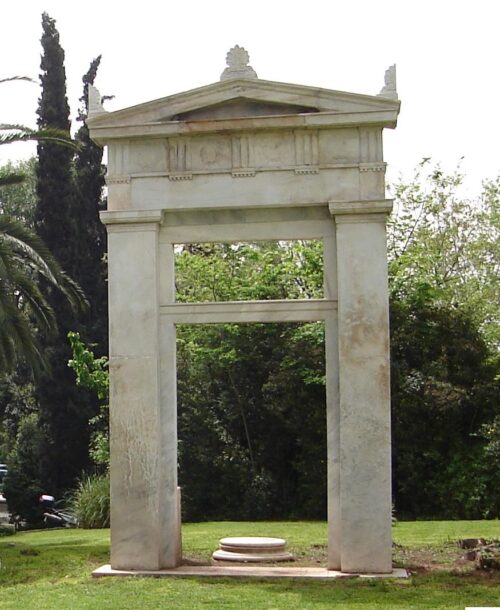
176,321,327,523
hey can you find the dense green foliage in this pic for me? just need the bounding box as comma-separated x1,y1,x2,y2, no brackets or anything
387,162,499,348
176,241,326,520
178,320,326,521
0,159,45,473
33,14,107,496
176,240,323,302
0,366,37,460
0,73,84,376
391,297,499,518
73,56,108,355
2,413,45,525
65,333,108,528
0,215,86,373
0,158,37,226
388,163,499,518
35,14,74,245
67,331,109,468
0,72,87,525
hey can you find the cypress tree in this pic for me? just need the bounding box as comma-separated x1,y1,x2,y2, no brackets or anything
35,13,97,495
36,13,75,264
74,56,108,354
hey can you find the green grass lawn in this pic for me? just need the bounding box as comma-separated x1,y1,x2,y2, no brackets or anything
0,521,498,609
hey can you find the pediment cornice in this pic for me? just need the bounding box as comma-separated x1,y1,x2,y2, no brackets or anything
87,78,400,143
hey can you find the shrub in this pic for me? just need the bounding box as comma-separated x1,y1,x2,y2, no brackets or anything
70,473,109,528
0,524,15,536
3,413,45,526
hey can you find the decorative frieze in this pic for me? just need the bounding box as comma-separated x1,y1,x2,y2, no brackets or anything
359,128,383,163
231,135,255,177
106,175,131,185
107,129,386,192
167,138,192,181
295,167,319,175
359,163,386,173
294,130,319,174
232,169,256,178
169,174,193,181
108,142,129,176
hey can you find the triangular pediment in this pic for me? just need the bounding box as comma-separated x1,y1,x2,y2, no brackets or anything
171,98,320,121
87,78,400,131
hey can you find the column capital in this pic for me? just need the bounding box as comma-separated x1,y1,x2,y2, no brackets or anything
100,209,163,233
328,199,393,221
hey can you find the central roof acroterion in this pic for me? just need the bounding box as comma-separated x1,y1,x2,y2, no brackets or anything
220,45,258,81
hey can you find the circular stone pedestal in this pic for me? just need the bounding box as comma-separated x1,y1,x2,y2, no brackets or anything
212,537,294,563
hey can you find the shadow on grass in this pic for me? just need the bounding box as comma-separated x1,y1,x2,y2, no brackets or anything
176,572,499,609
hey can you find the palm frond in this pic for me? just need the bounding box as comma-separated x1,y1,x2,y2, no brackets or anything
0,215,88,313
5,266,57,332
0,286,47,373
0,124,79,150
0,76,35,84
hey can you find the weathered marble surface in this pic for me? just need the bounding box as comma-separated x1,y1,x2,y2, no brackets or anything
106,218,180,570
333,211,393,573
213,536,293,562
93,564,409,579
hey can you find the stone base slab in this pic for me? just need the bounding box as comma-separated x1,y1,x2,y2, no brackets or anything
212,550,294,562
93,564,409,580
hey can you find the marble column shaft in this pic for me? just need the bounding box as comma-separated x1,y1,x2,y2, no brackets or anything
334,212,392,574
106,217,179,570
324,232,341,570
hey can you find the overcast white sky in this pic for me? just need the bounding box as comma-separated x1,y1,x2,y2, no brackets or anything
1,0,498,194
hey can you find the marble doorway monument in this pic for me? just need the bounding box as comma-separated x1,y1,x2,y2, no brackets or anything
88,47,400,574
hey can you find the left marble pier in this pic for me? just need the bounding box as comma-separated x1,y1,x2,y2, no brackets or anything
103,210,181,571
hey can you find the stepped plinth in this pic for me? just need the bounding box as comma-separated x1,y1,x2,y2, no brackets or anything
212,537,294,563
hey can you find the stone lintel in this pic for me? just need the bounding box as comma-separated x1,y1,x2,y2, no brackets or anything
159,299,337,324
328,199,393,218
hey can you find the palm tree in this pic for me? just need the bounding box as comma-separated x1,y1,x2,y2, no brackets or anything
1,76,77,188
0,77,86,373
0,215,86,372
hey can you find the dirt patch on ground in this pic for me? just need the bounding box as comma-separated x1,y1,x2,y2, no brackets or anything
393,540,500,576
185,540,500,576
292,540,500,575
